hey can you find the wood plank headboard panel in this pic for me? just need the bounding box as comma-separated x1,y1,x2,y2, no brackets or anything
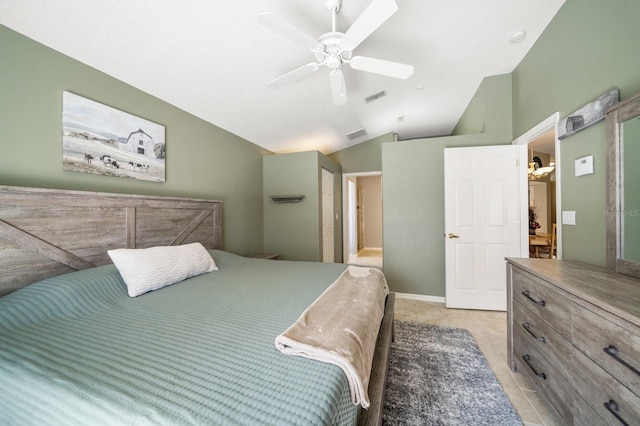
0,186,222,297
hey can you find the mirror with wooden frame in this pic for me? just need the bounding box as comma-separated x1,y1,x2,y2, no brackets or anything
605,90,640,278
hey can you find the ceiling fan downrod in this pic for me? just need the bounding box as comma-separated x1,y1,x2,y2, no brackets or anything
318,0,350,70
326,0,341,32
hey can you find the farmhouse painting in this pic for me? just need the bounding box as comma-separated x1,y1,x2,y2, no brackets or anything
62,92,166,182
557,88,619,140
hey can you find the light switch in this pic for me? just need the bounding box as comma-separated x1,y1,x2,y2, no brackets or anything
562,211,576,225
575,155,594,176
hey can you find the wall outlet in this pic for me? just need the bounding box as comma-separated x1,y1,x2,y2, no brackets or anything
562,211,576,225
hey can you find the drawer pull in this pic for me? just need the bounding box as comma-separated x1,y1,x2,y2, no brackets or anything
522,290,546,307
604,400,629,426
522,323,546,343
522,354,546,380
603,345,640,377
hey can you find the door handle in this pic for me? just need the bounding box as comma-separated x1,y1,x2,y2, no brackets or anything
447,233,460,239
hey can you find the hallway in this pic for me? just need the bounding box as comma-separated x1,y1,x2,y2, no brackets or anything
348,247,382,269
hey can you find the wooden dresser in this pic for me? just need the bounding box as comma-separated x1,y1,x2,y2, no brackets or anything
506,258,640,425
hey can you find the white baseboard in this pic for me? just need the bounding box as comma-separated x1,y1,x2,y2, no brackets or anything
394,292,446,304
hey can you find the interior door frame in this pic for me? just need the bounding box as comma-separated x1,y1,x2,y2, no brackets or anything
342,171,382,262
512,112,562,259
321,167,335,263
347,179,357,254
357,184,365,252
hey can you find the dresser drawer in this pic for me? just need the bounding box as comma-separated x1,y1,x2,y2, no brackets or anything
570,346,640,426
514,327,572,424
573,394,609,426
513,299,572,375
573,304,640,395
512,268,572,340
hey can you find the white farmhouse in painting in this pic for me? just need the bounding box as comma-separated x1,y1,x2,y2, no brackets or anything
120,128,155,158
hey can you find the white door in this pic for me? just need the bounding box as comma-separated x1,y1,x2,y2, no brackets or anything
444,145,521,310
322,168,335,263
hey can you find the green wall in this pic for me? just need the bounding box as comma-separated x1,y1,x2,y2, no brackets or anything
326,75,512,295
263,151,342,261
382,74,513,296
328,132,394,173
0,25,265,255
458,74,514,138
512,0,640,267
451,80,487,136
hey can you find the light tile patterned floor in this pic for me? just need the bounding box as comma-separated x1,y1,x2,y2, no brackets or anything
394,297,565,426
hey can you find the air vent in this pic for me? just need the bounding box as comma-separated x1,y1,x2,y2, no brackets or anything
346,128,368,141
365,90,387,103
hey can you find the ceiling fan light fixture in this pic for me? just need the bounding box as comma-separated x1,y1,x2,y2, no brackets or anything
329,68,347,105
326,54,342,70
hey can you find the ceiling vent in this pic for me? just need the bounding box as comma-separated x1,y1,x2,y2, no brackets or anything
346,128,368,141
365,90,387,103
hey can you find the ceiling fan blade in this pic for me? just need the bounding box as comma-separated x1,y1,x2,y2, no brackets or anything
349,56,414,79
257,12,322,51
341,0,398,51
329,68,348,105
266,63,321,89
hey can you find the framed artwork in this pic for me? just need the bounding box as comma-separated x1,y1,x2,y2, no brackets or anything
62,91,166,182
558,88,619,140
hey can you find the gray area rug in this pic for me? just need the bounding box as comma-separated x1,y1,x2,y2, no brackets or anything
383,321,522,425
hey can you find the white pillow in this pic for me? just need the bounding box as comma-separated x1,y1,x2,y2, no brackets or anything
108,242,218,297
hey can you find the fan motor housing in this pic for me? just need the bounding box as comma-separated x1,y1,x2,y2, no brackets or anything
315,32,352,67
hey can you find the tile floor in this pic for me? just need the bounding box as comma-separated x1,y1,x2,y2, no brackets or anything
394,297,565,426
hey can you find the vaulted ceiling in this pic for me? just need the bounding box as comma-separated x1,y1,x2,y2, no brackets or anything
0,0,565,154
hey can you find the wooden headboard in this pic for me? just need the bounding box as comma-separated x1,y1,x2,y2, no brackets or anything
0,186,222,297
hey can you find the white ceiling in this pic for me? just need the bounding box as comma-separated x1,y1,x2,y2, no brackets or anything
0,0,565,155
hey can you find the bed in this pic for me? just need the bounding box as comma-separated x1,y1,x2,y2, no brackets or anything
0,186,394,426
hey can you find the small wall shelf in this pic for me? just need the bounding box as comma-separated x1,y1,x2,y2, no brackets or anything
269,195,305,203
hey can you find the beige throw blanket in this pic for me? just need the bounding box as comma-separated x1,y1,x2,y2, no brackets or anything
275,265,389,408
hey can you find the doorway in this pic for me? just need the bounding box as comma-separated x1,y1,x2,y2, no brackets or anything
342,172,383,268
513,113,562,259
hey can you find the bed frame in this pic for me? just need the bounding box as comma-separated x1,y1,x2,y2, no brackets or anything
0,185,222,297
0,185,393,426
360,292,395,426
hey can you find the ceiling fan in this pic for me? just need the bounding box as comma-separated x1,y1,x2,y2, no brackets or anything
258,0,414,105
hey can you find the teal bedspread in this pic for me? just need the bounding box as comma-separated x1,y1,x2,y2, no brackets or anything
0,250,358,425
